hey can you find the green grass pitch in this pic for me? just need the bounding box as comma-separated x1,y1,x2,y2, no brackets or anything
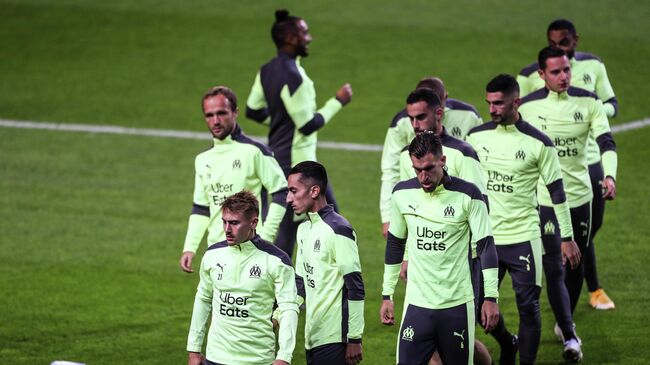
1,1,649,364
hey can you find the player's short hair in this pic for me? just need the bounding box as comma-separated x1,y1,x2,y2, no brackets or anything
416,77,446,102
486,74,520,96
289,161,328,195
222,191,259,220
202,86,237,112
406,88,442,111
538,46,566,70
547,18,577,37
409,131,443,159
271,9,301,48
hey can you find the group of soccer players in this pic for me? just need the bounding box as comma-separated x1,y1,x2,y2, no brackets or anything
179,9,618,365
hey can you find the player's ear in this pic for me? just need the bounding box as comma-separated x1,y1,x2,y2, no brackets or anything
310,184,321,199
513,97,522,108
250,216,259,230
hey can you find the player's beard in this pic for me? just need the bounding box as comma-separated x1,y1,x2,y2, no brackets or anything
296,44,309,57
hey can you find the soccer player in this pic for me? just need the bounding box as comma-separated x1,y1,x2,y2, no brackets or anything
380,133,500,365
246,9,353,257
520,46,618,361
179,86,288,273
380,77,482,237
517,19,618,310
186,191,299,365
466,74,579,364
287,161,365,365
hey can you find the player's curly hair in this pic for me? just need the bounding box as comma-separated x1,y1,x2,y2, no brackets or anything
271,9,301,48
222,191,259,220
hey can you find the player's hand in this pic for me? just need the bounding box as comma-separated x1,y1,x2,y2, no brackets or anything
382,222,390,238
399,260,408,283
561,240,581,270
336,83,353,106
271,361,289,365
346,342,363,365
380,299,395,325
481,300,500,333
180,251,195,273
187,352,203,365
602,176,616,200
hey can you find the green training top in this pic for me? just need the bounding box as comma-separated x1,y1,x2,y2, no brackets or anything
466,118,574,244
379,100,483,223
187,235,299,365
295,205,365,350
517,52,618,164
382,175,499,309
182,125,288,253
519,88,617,208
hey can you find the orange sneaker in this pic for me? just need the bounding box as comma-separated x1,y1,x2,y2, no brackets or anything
590,288,615,310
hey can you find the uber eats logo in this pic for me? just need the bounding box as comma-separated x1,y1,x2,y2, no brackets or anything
487,170,514,193
219,293,250,318
416,226,447,251
303,262,316,288
554,137,579,157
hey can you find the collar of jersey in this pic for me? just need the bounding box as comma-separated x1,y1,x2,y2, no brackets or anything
306,204,335,224
425,173,451,195
496,116,523,131
546,88,569,100
226,234,261,252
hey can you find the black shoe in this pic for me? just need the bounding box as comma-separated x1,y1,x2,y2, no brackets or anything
499,334,518,365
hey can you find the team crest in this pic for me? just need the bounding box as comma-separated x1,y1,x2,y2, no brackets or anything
249,264,261,278
313,239,321,252
515,149,526,160
402,326,415,341
232,159,242,169
444,205,455,217
451,126,462,137
583,74,592,84
573,111,584,123
544,220,555,235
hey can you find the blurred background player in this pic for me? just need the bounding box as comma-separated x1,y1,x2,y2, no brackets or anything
186,191,298,365
467,74,578,365
380,133,499,365
380,77,482,237
520,46,618,362
246,9,353,258
179,86,288,273
288,161,365,365
517,18,618,310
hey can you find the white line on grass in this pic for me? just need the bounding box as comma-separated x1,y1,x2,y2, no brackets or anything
1,117,648,152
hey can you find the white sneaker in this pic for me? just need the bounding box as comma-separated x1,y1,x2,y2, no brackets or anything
554,322,582,345
563,338,583,363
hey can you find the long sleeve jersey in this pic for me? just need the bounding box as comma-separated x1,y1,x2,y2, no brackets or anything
466,118,573,244
187,235,299,365
382,175,499,309
519,87,617,208
246,51,343,174
182,125,288,253
379,99,482,223
517,52,618,165
294,205,365,349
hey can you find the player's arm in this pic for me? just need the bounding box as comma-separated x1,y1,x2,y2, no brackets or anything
467,190,499,331
590,99,618,199
245,71,270,125
595,62,618,118
279,80,343,136
255,151,288,242
538,142,580,268
273,259,300,364
334,229,365,345
181,162,211,273
380,114,410,232
186,257,214,356
381,193,407,325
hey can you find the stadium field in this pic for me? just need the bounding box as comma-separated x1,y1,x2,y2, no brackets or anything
1,1,649,364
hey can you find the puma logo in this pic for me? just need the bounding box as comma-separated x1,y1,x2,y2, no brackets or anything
519,254,531,271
